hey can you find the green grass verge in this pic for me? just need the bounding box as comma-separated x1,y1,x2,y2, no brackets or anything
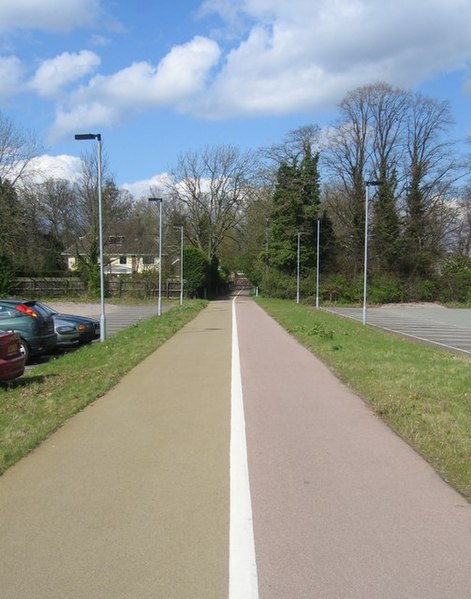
256,298,471,502
0,300,207,474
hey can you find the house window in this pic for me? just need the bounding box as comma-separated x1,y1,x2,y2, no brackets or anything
109,235,124,245
119,256,127,265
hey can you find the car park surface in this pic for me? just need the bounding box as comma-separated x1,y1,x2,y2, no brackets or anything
324,303,471,355
0,300,57,363
0,332,25,381
46,302,163,338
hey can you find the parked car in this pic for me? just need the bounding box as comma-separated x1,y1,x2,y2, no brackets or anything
0,301,57,363
0,332,25,381
35,303,100,347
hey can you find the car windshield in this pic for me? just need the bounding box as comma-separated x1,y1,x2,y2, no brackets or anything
35,303,56,317
0,305,18,318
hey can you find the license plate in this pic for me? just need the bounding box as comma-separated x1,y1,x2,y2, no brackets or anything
7,343,17,356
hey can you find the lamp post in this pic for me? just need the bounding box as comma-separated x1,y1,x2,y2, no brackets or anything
74,133,105,342
148,198,163,316
174,225,184,306
265,217,269,273
316,218,320,309
363,180,383,325
296,231,301,304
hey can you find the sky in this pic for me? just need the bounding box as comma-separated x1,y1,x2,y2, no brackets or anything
1,0,471,199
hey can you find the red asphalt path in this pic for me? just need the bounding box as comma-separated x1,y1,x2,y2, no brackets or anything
235,295,471,599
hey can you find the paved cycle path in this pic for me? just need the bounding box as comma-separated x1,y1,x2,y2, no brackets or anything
0,301,232,599
1,297,471,598
236,296,471,598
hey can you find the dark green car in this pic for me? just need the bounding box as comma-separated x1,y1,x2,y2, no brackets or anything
0,301,57,362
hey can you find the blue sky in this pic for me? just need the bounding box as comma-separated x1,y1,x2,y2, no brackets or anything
1,0,471,198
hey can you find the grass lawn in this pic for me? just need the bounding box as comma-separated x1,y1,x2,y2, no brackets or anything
0,300,207,475
257,297,471,503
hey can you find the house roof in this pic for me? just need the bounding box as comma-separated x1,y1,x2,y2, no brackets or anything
62,232,156,257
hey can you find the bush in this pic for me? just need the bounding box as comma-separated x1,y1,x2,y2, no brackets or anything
368,275,403,304
438,254,471,303
0,254,16,295
402,278,438,302
260,268,297,299
183,247,211,298
320,274,361,304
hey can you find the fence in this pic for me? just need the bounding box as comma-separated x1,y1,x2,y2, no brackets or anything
11,277,184,300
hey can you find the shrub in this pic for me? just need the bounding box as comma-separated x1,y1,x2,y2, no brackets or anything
319,274,362,304
260,268,297,299
183,247,210,298
0,254,15,295
410,279,437,302
368,275,403,304
438,254,471,303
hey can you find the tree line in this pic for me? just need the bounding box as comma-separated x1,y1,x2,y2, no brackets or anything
1,81,471,302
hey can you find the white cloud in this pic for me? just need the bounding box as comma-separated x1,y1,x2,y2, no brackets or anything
0,0,100,33
49,36,221,139
193,0,471,117
0,56,24,100
30,51,101,97
19,154,82,183
121,173,171,200
51,102,121,142
43,0,471,138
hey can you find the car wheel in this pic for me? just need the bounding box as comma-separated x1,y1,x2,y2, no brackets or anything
18,339,31,364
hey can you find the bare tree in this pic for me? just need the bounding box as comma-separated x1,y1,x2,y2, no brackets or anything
168,145,258,262
323,82,460,279
0,112,42,274
322,85,375,275
32,179,81,247
400,93,460,277
73,148,133,236
0,112,42,187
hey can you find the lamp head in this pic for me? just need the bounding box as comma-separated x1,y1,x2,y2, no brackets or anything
75,133,101,141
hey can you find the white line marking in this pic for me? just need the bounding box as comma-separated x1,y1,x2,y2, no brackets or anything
323,308,471,355
229,296,259,599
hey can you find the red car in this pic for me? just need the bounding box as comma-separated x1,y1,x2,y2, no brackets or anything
0,332,26,381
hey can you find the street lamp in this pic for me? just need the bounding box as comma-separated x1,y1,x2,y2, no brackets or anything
265,218,269,273
74,133,105,342
363,180,383,325
296,231,301,304
177,225,184,306
148,197,163,315
316,218,320,309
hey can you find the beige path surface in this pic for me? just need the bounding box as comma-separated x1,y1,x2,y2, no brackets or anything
0,300,232,599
